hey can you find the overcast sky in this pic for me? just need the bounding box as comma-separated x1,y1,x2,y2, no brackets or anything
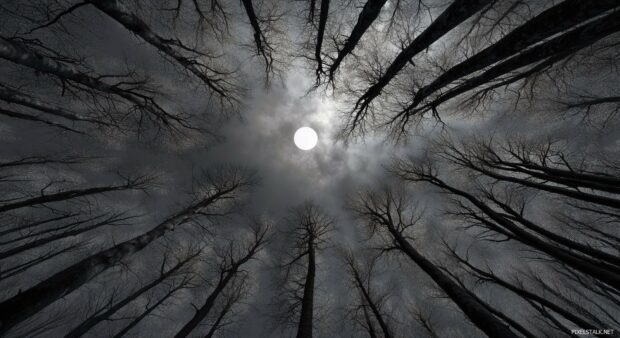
1,0,619,337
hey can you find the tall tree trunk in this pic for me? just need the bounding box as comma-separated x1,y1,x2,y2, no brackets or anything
487,159,620,194
468,165,620,209
350,263,392,338
412,0,620,108
0,181,144,213
381,221,519,338
348,0,493,129
314,0,330,78
173,232,264,338
296,237,315,338
110,286,179,338
361,305,378,338
487,196,620,270
326,0,388,82
0,185,238,335
0,108,84,134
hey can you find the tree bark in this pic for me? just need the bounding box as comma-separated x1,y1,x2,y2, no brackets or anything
350,264,392,338
0,86,108,126
173,232,265,338
412,174,620,290
0,214,131,260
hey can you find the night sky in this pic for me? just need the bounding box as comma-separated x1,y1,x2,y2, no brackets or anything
1,1,619,337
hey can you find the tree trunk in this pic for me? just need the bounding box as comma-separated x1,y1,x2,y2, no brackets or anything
314,0,330,77
424,176,620,289
409,10,620,117
457,256,609,335
0,86,108,126
0,182,142,213
412,0,620,107
173,236,262,338
384,223,519,338
110,287,178,338
65,252,198,338
0,108,84,134
0,214,131,260
0,186,237,335
351,266,392,338
296,237,315,338
349,0,493,128
0,37,175,125
326,0,388,81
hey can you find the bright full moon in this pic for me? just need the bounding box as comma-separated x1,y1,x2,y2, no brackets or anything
294,127,318,150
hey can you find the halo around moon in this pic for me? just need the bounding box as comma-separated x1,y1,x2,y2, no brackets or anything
294,127,318,150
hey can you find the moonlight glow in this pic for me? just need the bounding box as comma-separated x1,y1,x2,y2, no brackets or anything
294,127,318,150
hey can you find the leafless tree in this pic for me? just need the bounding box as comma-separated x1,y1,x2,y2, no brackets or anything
343,251,394,338
276,202,334,338
65,246,202,338
0,167,254,335
343,0,494,135
173,222,270,337
350,187,521,338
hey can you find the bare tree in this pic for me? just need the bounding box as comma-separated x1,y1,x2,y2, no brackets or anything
343,251,393,338
350,187,520,338
0,167,254,335
410,0,620,110
64,247,202,338
0,36,192,135
394,160,620,290
0,175,152,213
344,0,493,135
323,0,389,84
443,243,615,336
173,223,269,337
277,202,334,338
391,10,620,130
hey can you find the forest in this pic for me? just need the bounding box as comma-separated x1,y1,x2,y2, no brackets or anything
0,0,619,337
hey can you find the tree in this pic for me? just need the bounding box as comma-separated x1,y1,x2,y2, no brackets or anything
277,202,334,338
443,243,615,336
410,0,620,110
323,0,389,84
391,9,620,130
350,187,520,338
343,251,393,338
0,167,254,335
173,223,269,337
344,0,493,135
0,36,192,135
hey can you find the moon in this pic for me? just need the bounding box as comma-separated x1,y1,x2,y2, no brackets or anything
294,127,318,150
